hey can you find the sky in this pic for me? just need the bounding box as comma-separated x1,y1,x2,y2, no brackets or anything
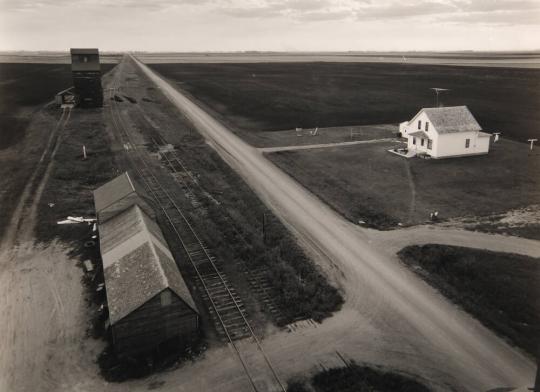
1,0,539,51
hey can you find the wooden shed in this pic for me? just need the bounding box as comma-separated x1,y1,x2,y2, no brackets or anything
93,172,155,224
99,204,199,357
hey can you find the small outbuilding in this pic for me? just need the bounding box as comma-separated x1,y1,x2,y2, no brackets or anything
399,106,491,158
99,204,199,357
93,172,155,224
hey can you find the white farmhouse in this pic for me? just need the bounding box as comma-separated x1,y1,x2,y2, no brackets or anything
399,106,491,158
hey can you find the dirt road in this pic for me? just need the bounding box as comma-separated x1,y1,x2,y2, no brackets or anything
134,55,536,391
0,104,104,392
368,225,540,258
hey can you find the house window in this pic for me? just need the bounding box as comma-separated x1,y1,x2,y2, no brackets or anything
425,122,429,132
418,121,421,129
427,139,432,149
160,290,172,306
421,138,425,147
465,138,470,148
413,137,416,145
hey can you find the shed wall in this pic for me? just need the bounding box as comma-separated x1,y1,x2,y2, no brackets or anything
112,290,198,357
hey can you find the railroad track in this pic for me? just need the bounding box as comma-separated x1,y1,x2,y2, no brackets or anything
156,146,286,327
105,59,286,392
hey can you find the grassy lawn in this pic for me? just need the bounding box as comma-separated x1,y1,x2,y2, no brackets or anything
398,245,540,357
288,362,431,392
255,124,396,149
267,139,540,232
149,62,540,145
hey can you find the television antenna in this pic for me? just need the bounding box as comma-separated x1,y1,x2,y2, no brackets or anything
430,88,450,107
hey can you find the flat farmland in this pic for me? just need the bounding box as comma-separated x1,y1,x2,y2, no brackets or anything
0,62,116,240
267,140,540,231
398,245,540,357
138,51,540,68
148,62,540,145
0,63,116,149
0,63,74,148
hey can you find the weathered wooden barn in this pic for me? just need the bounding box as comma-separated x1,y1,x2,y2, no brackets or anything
70,48,103,107
93,171,155,224
94,174,199,357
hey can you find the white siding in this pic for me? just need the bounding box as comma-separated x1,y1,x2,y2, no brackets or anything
405,111,438,155
435,131,489,158
402,108,489,158
399,121,409,135
407,135,429,154
402,111,431,136
476,134,491,154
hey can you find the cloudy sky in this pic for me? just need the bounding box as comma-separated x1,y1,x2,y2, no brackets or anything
1,0,539,51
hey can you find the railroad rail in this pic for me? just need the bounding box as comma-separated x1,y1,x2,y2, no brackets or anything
156,142,286,327
105,59,286,392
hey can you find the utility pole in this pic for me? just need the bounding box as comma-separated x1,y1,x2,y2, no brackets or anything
263,212,266,244
534,357,539,392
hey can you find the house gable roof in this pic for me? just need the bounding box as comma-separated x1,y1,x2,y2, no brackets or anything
100,205,198,324
411,106,482,134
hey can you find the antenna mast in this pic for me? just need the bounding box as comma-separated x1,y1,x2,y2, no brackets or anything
430,88,450,107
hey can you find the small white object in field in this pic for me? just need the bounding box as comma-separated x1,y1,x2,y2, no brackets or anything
57,220,77,225
83,260,94,272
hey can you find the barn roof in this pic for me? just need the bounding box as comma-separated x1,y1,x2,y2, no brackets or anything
70,48,99,55
100,204,197,324
93,172,150,214
420,106,482,134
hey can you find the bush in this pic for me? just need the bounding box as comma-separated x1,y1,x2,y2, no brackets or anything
287,380,310,392
312,363,430,392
